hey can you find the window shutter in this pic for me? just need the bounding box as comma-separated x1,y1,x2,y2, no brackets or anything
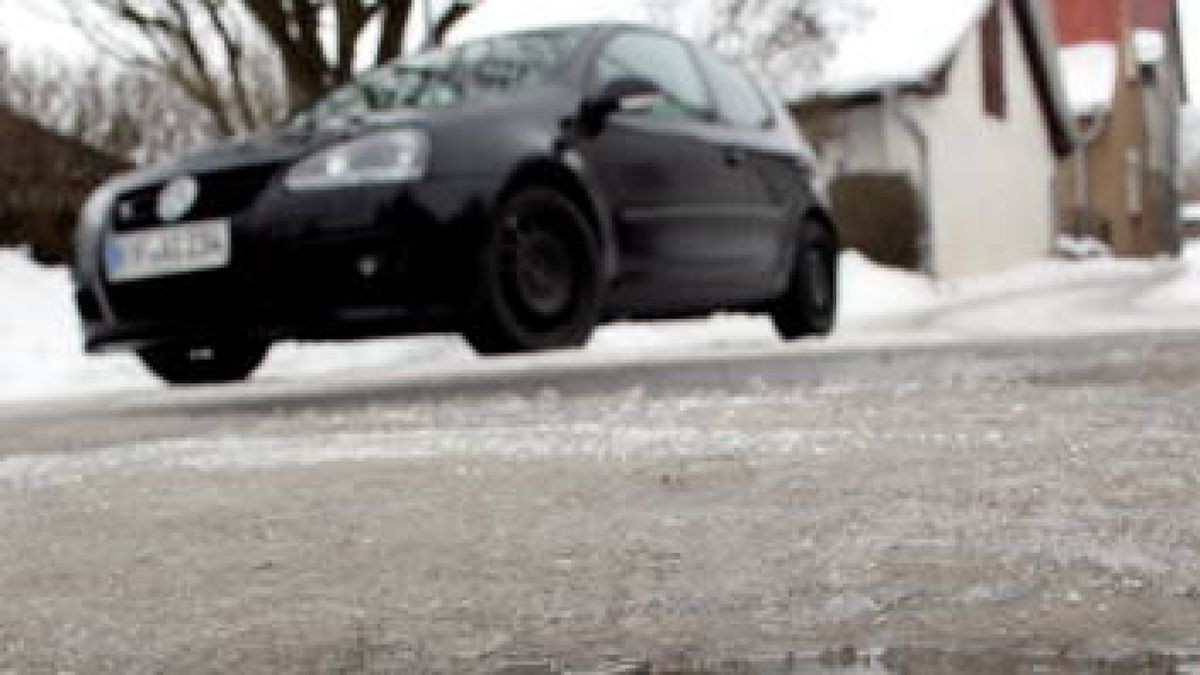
981,2,1007,119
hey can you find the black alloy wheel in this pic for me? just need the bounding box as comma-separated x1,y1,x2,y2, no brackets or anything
771,218,838,340
465,187,602,355
137,341,270,385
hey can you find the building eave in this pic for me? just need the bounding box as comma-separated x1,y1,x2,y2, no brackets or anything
1012,0,1078,158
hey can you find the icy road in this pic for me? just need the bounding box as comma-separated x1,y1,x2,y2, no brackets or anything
2,331,1200,672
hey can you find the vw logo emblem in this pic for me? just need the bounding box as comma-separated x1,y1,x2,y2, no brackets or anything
157,176,199,222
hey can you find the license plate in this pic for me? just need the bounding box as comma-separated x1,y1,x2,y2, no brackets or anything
105,219,231,283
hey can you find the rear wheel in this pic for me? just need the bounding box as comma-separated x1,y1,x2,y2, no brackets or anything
137,341,269,385
771,218,838,340
464,187,602,355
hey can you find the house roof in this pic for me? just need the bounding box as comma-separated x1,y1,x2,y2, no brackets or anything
790,0,993,100
1053,0,1178,47
793,0,1076,157
1054,0,1124,44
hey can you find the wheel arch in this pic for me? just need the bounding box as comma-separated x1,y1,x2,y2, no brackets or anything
803,206,840,249
494,156,618,283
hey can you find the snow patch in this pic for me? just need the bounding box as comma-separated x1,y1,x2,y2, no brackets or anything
1133,28,1166,66
1055,236,1113,260
1058,42,1119,117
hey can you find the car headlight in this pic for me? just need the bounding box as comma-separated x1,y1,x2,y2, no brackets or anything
285,129,430,191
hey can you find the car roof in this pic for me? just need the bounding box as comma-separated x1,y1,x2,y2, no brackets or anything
452,21,680,47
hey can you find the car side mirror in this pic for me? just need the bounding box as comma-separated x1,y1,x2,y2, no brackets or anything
585,77,668,121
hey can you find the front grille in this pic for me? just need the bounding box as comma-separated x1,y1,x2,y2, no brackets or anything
103,271,258,324
112,164,280,231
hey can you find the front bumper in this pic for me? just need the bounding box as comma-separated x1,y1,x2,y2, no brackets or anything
77,176,496,353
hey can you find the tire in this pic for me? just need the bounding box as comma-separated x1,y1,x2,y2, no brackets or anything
771,218,838,340
137,341,269,385
464,187,602,355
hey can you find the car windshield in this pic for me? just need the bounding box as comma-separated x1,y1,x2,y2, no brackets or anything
289,28,583,128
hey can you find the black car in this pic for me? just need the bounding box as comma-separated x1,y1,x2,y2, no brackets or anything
74,23,838,385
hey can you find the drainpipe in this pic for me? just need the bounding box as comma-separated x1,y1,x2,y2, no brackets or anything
1073,113,1107,223
884,88,936,277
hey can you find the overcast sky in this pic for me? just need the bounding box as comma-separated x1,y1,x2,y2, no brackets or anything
3,0,1200,104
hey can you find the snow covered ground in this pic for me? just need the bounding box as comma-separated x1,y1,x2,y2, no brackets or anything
3,242,1200,403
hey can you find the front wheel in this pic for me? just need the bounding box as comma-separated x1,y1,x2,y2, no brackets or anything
464,187,602,355
137,341,269,385
771,218,838,340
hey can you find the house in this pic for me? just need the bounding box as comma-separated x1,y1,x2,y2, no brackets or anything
0,107,125,262
792,0,1075,278
1053,0,1188,257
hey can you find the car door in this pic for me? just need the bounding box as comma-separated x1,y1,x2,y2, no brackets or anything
582,30,767,311
693,47,802,296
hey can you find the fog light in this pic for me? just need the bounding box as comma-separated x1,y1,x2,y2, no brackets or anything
357,255,381,278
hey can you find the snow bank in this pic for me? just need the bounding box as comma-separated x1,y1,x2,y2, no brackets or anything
1058,42,1119,116
1137,242,1200,308
837,250,939,320
3,242,1200,403
0,250,154,401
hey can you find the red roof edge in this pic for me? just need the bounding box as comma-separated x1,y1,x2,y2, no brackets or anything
1054,0,1175,44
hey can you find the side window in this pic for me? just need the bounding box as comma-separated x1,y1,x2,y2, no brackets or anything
696,50,774,128
594,32,712,121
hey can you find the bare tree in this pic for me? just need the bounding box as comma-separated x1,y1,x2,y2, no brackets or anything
0,45,133,261
650,0,865,85
1,46,214,163
63,0,477,137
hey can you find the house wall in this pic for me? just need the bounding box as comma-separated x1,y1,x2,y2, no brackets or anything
796,102,892,184
900,0,1057,278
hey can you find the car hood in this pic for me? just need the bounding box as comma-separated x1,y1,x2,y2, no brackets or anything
113,86,575,191
147,112,433,180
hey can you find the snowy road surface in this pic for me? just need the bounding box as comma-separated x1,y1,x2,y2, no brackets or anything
3,331,1200,672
